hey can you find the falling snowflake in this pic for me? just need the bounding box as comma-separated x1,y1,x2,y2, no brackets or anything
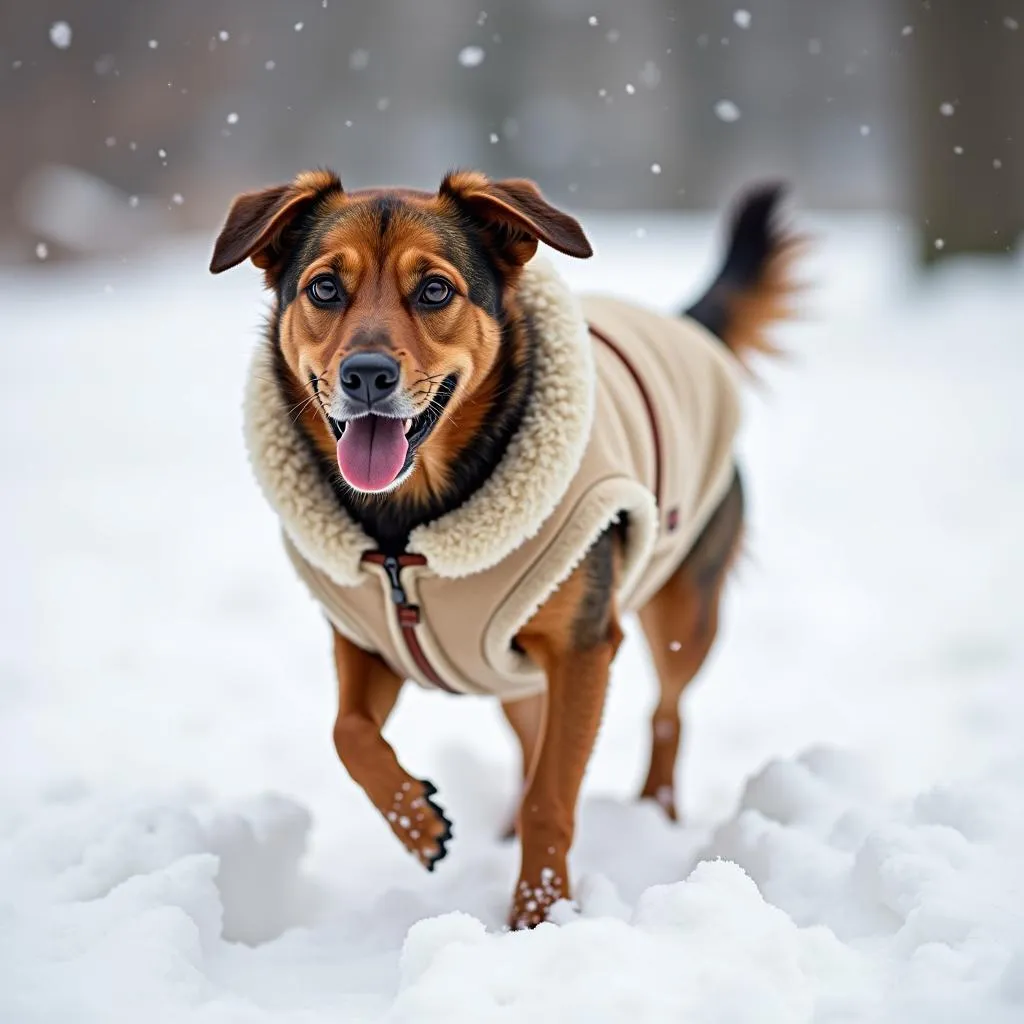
458,45,485,67
489,132,499,144
934,238,945,250
860,124,871,136
588,15,598,26
808,38,822,55
226,112,239,124
953,145,963,154
105,136,116,147
148,39,158,49
158,148,167,159
940,102,954,116
218,30,230,42
650,163,662,174
1005,16,1019,30
625,83,635,94
294,21,304,31
129,196,140,208
714,99,740,122
993,158,1003,169
349,49,369,70
376,97,390,111
733,10,751,28
265,60,276,70
35,243,49,260
669,640,681,652
477,12,487,26
49,21,72,49
901,25,914,37
171,193,184,205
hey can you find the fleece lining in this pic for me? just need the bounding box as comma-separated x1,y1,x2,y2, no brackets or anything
243,257,595,585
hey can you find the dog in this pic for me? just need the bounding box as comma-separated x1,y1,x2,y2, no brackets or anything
210,170,799,929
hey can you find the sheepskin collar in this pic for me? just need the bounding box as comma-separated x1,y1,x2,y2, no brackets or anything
243,257,596,586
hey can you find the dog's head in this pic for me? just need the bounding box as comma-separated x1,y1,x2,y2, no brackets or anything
211,169,591,496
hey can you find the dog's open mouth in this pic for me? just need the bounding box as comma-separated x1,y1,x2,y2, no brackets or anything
328,375,457,492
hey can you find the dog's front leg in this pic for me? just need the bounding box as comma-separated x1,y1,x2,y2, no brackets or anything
332,627,452,870
511,534,622,929
510,632,618,928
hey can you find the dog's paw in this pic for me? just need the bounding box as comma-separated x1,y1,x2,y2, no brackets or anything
385,779,453,871
508,867,567,930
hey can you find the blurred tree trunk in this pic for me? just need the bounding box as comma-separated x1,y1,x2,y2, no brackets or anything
908,0,1024,264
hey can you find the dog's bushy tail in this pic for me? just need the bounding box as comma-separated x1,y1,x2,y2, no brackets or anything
685,183,804,362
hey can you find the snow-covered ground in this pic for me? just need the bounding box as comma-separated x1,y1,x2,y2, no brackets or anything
2,213,1022,1022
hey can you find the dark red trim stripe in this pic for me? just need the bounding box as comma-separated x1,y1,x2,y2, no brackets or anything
588,323,663,508
361,551,457,693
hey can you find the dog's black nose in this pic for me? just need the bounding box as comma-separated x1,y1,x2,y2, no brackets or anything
339,352,400,407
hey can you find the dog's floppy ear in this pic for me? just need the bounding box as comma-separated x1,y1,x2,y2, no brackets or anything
440,170,593,265
209,169,342,276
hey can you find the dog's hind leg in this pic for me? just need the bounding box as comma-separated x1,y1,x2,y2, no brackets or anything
637,470,744,820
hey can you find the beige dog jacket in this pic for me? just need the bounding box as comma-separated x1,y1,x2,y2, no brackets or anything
245,258,741,699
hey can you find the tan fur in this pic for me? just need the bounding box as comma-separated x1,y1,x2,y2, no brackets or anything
722,236,807,363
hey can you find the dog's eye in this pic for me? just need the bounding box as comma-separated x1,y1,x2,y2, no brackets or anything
308,275,341,306
417,278,453,307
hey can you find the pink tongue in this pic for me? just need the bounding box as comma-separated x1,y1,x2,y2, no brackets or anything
336,416,409,491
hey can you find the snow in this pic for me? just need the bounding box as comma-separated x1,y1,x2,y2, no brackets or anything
48,21,72,49
940,102,955,116
458,45,485,68
715,99,741,122
1,215,1023,1021
734,10,752,29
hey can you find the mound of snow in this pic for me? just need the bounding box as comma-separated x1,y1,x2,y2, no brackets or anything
2,220,1023,1020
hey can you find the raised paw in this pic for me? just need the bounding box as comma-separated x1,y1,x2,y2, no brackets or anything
385,778,453,871
508,866,567,930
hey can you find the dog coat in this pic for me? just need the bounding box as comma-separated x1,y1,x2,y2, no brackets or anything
245,258,741,699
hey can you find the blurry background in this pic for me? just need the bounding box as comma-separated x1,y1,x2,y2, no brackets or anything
1,0,1022,266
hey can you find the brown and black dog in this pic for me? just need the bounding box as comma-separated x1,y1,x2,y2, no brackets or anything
210,170,799,928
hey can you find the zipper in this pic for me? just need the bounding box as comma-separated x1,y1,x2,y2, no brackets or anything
361,551,458,694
